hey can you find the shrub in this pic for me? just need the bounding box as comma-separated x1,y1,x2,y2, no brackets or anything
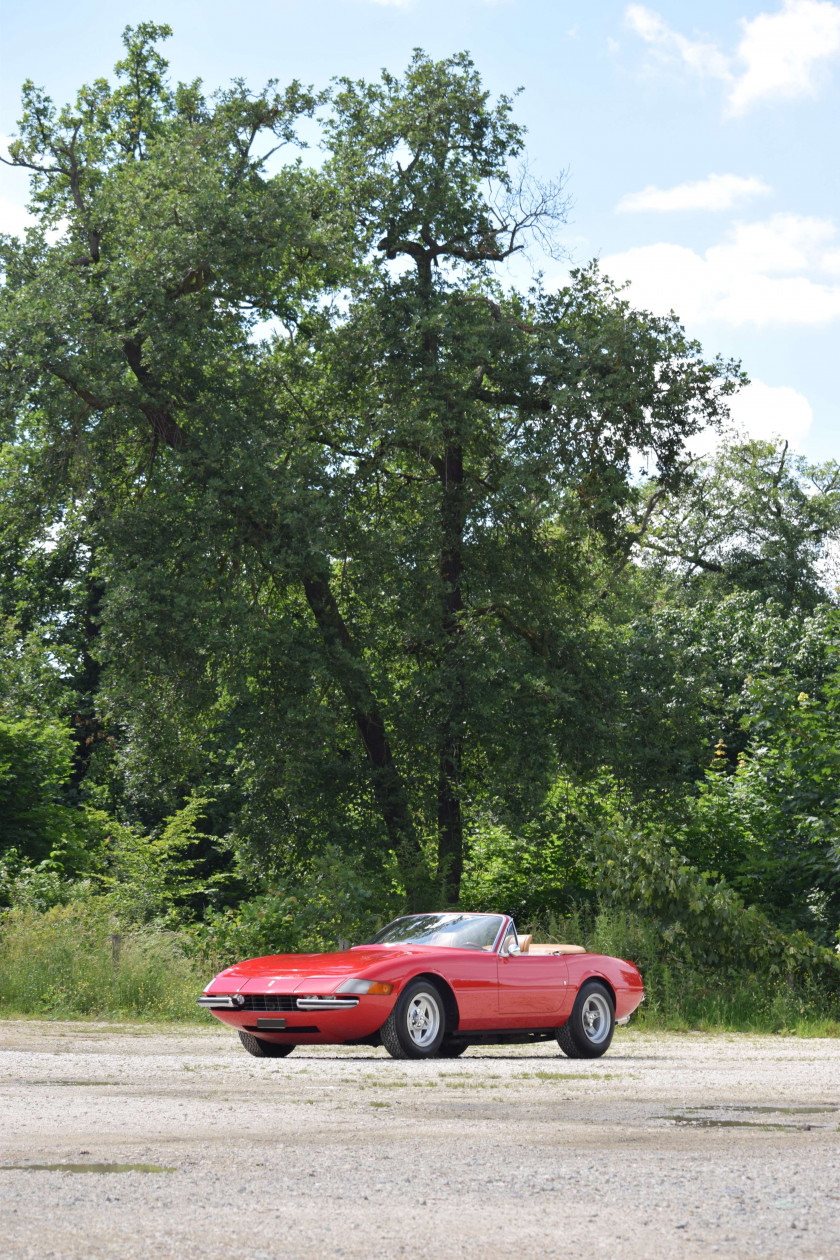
591,821,840,986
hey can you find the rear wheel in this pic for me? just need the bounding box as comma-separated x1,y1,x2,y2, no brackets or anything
381,979,447,1059
238,1030,295,1059
557,981,615,1059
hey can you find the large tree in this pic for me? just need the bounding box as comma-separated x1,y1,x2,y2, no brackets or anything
1,27,742,902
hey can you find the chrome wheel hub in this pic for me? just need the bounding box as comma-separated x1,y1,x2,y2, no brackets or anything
405,992,440,1047
581,992,611,1044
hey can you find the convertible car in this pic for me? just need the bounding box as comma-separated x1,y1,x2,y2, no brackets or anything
198,911,644,1060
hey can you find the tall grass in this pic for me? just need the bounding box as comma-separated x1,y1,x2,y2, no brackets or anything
0,902,207,1021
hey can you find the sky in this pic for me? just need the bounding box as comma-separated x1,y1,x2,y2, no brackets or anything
1,0,839,461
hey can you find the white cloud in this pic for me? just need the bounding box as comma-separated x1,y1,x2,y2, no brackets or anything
603,214,840,326
0,193,68,245
625,4,732,80
731,0,840,111
625,1,840,113
727,378,814,444
685,379,814,458
0,194,33,237
616,173,771,213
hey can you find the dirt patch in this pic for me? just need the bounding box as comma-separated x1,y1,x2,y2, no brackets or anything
1,1019,838,1258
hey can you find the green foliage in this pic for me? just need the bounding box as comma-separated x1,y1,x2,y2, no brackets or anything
0,855,90,914
0,30,741,902
635,437,840,609
612,591,839,788
0,715,74,859
459,776,614,918
191,845,398,966
0,900,204,1021
97,795,219,925
682,678,840,939
0,713,109,878
591,821,840,985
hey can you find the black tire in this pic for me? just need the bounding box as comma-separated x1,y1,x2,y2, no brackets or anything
437,1037,469,1058
557,981,615,1059
238,1030,296,1059
381,979,447,1059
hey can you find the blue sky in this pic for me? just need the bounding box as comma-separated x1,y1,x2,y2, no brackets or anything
2,0,839,460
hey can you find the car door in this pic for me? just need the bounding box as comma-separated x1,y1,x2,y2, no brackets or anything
497,939,570,1022
441,949,500,1028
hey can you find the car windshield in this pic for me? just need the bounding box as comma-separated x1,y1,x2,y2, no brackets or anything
366,913,506,951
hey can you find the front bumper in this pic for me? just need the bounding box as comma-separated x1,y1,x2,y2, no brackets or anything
197,991,392,1044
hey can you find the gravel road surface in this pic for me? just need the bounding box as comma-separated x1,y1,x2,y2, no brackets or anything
0,1019,838,1259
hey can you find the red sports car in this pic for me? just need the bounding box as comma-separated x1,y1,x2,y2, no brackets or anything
198,911,644,1060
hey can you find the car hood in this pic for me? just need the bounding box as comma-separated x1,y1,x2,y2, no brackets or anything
206,946,428,995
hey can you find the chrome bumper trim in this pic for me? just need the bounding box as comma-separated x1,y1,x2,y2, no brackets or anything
295,996,360,1010
616,1015,631,1026
199,993,360,1011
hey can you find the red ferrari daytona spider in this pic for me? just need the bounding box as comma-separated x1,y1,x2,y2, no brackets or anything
199,912,644,1059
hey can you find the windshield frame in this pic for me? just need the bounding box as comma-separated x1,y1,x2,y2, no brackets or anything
363,913,511,953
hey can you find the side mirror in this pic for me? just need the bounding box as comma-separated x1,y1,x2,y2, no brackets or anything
505,941,521,956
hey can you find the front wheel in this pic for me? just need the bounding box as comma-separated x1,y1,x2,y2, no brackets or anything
381,979,447,1059
557,981,615,1059
238,1030,295,1059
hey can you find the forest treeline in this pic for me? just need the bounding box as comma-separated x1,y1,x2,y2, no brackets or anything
2,25,840,1027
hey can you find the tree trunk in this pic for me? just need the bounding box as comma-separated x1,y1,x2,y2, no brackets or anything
302,567,429,905
437,441,466,904
68,568,105,801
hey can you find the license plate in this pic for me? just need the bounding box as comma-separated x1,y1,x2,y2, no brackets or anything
256,1018,287,1031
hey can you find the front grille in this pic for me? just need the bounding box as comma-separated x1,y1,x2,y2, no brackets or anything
240,994,297,1012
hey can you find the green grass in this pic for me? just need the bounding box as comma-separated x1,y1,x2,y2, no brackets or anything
631,980,840,1038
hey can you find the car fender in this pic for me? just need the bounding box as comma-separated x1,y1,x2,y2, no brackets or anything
395,969,461,1032
565,954,644,1022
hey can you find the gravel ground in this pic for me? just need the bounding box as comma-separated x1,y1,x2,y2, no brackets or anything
0,1019,838,1259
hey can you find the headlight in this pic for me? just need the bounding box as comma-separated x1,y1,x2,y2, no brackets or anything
336,978,394,995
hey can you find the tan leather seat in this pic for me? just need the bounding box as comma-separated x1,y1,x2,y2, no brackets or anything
518,934,533,954
528,942,586,955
